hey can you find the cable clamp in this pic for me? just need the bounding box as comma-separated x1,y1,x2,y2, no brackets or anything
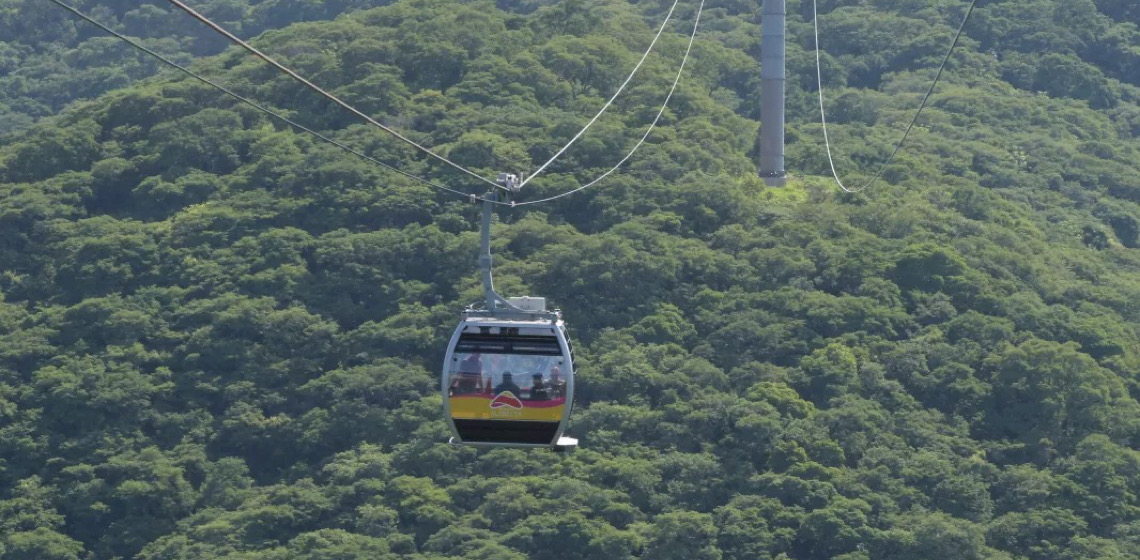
497,173,521,193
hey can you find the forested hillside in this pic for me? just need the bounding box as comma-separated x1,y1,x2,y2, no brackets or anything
0,0,397,132
3,0,1140,558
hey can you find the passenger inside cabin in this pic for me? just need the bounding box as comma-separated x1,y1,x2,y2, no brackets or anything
461,353,483,374
549,366,566,399
493,372,521,396
529,373,550,401
451,353,483,394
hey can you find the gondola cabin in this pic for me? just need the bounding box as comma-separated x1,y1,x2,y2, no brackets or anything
442,298,576,449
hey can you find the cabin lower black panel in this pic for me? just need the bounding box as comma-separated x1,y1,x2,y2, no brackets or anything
455,419,559,444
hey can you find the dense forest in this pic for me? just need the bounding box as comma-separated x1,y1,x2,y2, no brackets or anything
3,0,1140,558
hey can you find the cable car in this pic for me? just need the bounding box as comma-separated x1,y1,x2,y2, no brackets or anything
442,298,576,448
442,176,577,450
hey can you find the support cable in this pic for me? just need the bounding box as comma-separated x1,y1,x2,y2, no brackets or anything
52,0,702,206
517,0,682,189
48,0,504,203
813,0,979,193
515,0,704,207
164,0,503,190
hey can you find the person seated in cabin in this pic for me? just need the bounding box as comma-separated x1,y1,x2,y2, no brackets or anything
461,353,483,374
451,353,483,395
493,372,522,397
528,373,550,401
548,366,566,399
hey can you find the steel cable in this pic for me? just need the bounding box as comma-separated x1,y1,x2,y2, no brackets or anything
165,0,503,190
517,0,683,189
47,0,505,202
515,0,705,206
813,0,979,193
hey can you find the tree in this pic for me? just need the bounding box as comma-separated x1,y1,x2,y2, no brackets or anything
982,339,1130,446
0,528,84,560
796,343,859,404
385,476,456,545
503,512,639,560
987,508,1088,560
643,511,722,560
793,498,872,560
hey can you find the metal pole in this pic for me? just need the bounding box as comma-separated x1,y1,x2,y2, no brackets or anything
474,174,531,314
759,0,787,186
477,189,524,313
479,192,500,311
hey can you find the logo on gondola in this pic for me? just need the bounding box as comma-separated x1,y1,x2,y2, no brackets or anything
490,391,523,417
491,391,523,409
